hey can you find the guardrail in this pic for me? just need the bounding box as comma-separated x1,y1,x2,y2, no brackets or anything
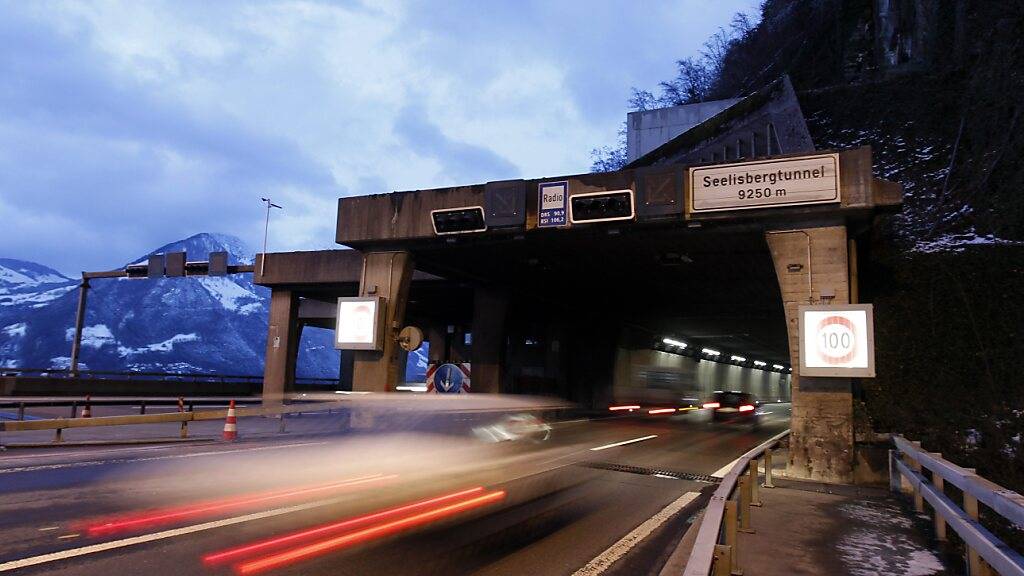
0,397,263,420
0,400,349,443
683,429,790,576
891,436,1024,576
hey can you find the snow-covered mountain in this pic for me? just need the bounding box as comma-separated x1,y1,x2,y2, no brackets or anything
0,233,342,377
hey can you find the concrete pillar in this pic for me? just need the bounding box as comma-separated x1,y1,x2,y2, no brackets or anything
263,289,300,405
338,350,354,391
351,252,413,392
766,225,854,483
471,288,508,393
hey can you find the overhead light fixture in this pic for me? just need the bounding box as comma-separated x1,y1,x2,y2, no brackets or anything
772,364,785,370
701,348,721,356
662,337,687,348
730,355,746,362
753,360,767,367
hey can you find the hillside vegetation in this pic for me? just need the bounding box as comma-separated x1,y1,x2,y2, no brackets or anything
598,0,1023,498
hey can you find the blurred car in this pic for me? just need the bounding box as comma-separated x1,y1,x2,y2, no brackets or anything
703,391,760,426
473,413,552,443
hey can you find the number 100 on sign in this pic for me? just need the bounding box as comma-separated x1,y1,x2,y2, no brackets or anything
799,305,875,378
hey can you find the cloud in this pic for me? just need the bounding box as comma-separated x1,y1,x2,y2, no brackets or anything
393,101,519,184
0,0,760,272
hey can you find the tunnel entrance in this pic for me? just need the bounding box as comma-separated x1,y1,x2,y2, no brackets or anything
257,80,902,484
401,219,791,408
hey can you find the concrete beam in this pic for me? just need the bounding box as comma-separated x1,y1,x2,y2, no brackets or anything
766,225,854,483
351,252,414,392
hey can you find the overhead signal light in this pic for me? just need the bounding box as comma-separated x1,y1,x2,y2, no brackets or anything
569,190,634,223
431,206,487,235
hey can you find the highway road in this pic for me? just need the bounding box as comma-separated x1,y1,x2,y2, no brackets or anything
0,403,790,576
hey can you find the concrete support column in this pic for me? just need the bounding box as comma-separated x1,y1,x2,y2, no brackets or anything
766,225,854,483
471,288,508,393
338,351,354,391
352,252,413,392
263,289,300,405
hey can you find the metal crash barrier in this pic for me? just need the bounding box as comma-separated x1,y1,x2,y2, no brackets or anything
683,429,790,576
891,436,1024,576
0,400,349,443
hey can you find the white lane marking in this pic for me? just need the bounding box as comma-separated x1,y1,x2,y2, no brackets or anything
0,442,327,475
57,534,79,540
572,491,699,576
0,493,357,572
589,435,658,452
0,444,200,462
37,526,60,532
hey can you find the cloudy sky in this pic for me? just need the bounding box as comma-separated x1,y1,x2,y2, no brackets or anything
0,0,759,273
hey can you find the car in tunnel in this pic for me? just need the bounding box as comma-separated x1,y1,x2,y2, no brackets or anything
704,391,760,426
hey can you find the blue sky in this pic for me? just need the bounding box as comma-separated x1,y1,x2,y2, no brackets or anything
0,0,760,273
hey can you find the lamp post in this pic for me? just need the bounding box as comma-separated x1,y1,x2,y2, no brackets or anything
260,197,282,278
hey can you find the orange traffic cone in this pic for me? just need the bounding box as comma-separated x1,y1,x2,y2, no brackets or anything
222,400,237,441
80,395,92,418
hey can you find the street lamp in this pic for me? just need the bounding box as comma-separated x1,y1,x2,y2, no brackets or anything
260,197,283,278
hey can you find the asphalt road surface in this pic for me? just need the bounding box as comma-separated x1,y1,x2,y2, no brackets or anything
0,403,790,576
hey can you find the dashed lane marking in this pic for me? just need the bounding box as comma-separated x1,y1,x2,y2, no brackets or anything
589,435,658,452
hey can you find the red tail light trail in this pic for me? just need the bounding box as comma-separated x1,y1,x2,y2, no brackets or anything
84,475,393,537
203,487,487,566
739,404,755,412
235,490,507,575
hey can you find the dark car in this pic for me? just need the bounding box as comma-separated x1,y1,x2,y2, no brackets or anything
704,391,760,426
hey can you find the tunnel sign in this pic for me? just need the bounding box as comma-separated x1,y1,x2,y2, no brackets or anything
538,181,568,227
689,153,840,213
426,362,472,393
799,304,875,377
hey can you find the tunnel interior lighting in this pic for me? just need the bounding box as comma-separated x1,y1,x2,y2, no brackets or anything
753,360,767,367
608,405,640,411
730,355,746,362
648,408,676,415
772,364,785,370
701,348,720,356
662,337,688,348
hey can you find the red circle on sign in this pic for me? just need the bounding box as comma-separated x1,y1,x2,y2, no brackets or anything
816,315,857,364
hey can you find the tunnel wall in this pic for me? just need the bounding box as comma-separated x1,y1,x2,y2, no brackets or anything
612,348,791,406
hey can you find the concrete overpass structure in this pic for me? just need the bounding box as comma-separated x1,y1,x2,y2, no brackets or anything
255,77,901,483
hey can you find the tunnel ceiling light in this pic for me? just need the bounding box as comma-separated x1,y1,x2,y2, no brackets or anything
772,364,785,370
662,337,687,348
730,355,746,362
701,348,720,356
753,360,767,367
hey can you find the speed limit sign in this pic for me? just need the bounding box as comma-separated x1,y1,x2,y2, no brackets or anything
799,304,875,377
